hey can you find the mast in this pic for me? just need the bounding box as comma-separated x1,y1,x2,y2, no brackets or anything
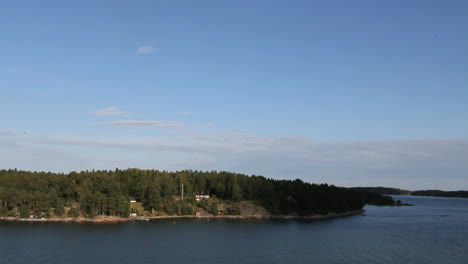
181,184,184,200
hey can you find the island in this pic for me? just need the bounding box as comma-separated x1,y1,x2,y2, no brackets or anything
350,186,468,199
350,187,412,196
411,190,468,198
0,169,399,223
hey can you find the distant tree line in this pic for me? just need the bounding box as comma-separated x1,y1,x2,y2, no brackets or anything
350,187,468,199
0,169,395,218
412,190,468,198
350,187,412,196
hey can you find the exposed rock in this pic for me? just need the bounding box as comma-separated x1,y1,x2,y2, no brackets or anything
237,201,270,217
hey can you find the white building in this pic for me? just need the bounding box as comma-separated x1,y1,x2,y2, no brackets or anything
195,192,210,201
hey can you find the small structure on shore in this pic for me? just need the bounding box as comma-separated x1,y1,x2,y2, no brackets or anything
129,198,137,203
195,191,210,201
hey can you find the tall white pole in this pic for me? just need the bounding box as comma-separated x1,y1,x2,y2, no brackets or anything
182,184,184,200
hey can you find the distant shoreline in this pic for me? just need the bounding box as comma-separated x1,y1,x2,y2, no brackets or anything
0,209,364,224
350,187,468,199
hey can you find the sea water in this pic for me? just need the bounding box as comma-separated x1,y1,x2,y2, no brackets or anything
0,195,467,264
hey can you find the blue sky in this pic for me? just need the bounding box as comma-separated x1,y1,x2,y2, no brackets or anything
1,0,467,190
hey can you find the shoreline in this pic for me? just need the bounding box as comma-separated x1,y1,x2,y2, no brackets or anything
0,216,131,223
0,209,364,223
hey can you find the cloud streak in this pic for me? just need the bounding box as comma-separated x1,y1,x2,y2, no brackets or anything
33,133,468,171
0,129,16,136
34,136,231,154
100,120,184,128
90,107,127,116
178,111,192,116
136,45,157,55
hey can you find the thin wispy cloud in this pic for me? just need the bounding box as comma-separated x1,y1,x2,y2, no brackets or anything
0,129,16,136
198,123,215,128
136,45,157,55
178,111,192,116
170,128,200,134
90,106,127,116
34,136,231,154
186,133,272,144
100,120,184,128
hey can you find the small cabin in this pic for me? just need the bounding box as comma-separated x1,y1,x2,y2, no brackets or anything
129,198,137,203
195,192,210,201
130,213,137,217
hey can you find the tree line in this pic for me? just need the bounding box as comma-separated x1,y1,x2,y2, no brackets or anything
0,168,394,218
412,190,468,198
350,187,412,196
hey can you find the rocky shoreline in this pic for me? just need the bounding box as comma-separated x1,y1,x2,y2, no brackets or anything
0,209,364,223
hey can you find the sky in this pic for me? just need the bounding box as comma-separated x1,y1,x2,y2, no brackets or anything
1,0,467,190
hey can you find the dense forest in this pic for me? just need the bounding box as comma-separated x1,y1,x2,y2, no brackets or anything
350,187,412,195
412,190,468,198
0,169,395,219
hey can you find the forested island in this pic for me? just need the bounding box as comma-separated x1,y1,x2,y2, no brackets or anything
0,169,399,222
411,190,468,198
350,187,468,199
350,187,412,196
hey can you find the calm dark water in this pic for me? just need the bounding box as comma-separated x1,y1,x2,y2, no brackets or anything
1,195,467,264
